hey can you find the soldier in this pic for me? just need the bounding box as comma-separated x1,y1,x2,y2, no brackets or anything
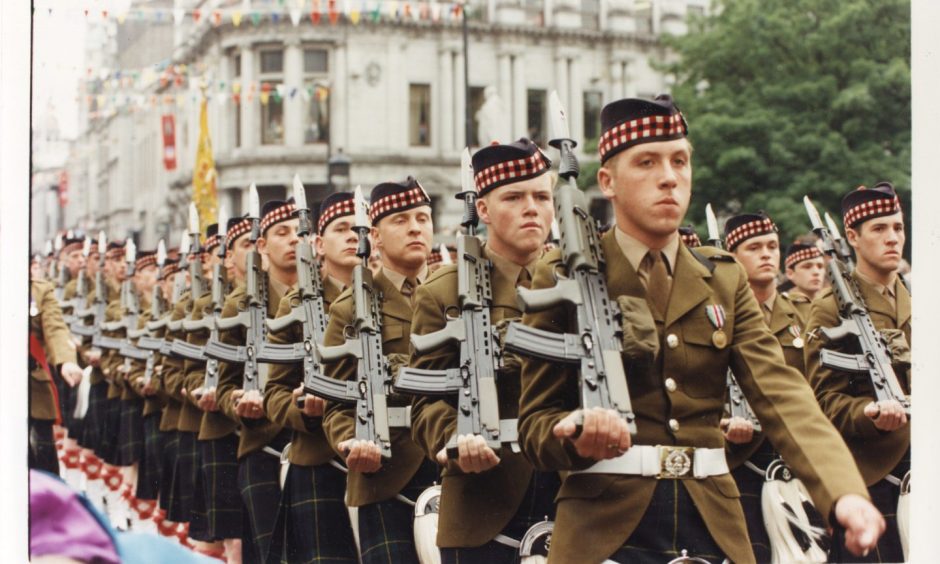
56,235,87,451
804,182,910,563
722,212,825,561
322,178,439,564
264,192,360,563
98,242,128,474
784,242,826,319
516,95,884,563
216,199,299,563
29,264,83,474
408,139,561,562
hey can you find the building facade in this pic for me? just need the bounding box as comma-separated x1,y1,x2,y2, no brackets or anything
40,0,707,250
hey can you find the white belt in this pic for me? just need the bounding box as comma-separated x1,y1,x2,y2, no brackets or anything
570,445,729,479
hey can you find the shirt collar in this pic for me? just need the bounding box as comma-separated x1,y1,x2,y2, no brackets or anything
614,227,680,274
382,264,428,293
855,269,897,298
325,275,347,293
267,275,296,302
484,245,539,285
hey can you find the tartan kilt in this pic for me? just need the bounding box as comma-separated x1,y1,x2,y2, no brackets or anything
167,430,199,523
115,398,144,466
98,397,123,465
29,418,60,475
358,457,440,564
135,412,164,500
267,461,358,564
440,469,561,564
730,440,776,564
606,480,727,564
158,431,180,513
56,375,82,438
80,381,109,453
239,447,285,564
190,434,243,542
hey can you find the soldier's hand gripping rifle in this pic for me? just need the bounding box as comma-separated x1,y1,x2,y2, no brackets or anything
804,196,910,415
135,240,169,385
72,232,108,339
310,186,397,458
705,204,762,433
63,237,92,326
394,148,518,458
171,204,212,362
255,175,331,409
204,184,270,393
184,207,230,396
502,91,637,438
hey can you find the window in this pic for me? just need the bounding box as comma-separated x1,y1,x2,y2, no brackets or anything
583,91,603,146
259,48,284,145
523,0,544,26
527,89,547,147
233,52,241,148
467,86,486,148
581,0,600,30
304,48,330,144
409,84,431,147
635,3,654,34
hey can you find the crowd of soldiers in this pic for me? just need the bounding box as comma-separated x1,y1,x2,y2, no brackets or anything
28,93,911,564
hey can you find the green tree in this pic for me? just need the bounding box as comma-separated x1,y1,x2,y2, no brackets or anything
662,0,911,251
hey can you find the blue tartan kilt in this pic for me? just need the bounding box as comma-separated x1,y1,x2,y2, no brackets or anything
190,434,243,542
238,447,285,564
440,469,561,564
158,431,180,514
115,398,144,467
266,461,358,564
167,430,199,523
135,413,164,501
80,381,109,453
606,480,727,564
98,397,123,465
357,457,440,564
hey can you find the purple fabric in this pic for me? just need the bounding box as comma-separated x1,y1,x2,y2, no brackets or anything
29,470,121,564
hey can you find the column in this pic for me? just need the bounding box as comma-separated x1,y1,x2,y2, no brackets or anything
568,57,585,146
439,48,454,154
554,56,569,107
453,50,467,148
239,45,257,150
333,43,348,152
608,58,623,100
283,38,304,148
624,59,637,97
512,54,526,140
216,47,232,155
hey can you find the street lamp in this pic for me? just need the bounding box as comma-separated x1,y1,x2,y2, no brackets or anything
327,149,351,194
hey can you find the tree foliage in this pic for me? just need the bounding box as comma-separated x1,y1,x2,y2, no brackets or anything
662,0,911,250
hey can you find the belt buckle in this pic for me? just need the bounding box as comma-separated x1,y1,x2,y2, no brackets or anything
657,446,695,479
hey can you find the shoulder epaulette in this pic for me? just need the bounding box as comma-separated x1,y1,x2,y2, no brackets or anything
425,264,457,285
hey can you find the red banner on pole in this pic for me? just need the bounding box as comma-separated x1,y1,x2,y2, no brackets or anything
162,114,177,170
57,170,69,206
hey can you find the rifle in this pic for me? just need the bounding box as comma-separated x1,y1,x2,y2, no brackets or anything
132,240,169,386
502,91,637,438
311,186,399,458
804,196,910,415
77,234,109,342
824,212,855,270
203,184,270,392
255,175,331,411
395,148,518,458
170,207,212,363
705,204,762,432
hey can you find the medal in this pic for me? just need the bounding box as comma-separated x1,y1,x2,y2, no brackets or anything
788,325,804,349
705,304,727,349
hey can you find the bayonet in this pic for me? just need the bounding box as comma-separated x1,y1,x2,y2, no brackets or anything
824,212,855,270
705,203,723,249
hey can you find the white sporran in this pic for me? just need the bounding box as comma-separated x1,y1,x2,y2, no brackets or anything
898,471,910,561
761,459,828,563
519,519,553,564
413,484,442,564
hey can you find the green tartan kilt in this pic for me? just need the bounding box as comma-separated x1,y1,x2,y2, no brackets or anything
166,430,198,523
115,398,144,466
80,381,109,454
135,412,164,500
190,433,243,542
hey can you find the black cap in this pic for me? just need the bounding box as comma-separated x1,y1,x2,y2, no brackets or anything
471,138,552,197
784,243,824,269
260,197,297,235
318,192,356,235
599,94,688,164
841,182,901,229
724,211,777,251
369,177,431,225
678,225,701,247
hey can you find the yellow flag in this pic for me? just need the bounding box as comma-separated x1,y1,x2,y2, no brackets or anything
193,97,218,232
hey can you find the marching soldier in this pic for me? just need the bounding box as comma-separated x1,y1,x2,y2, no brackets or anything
408,139,562,562
721,212,827,561
321,178,439,563
216,198,299,563
783,242,826,319
29,264,82,474
264,192,360,563
516,95,884,563
57,235,87,445
98,242,128,476
804,182,911,563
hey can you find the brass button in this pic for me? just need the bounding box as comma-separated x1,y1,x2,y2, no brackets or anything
666,334,679,349
665,378,677,392
669,418,680,432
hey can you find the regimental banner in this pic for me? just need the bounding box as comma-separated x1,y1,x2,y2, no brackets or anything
161,114,177,171
192,98,218,231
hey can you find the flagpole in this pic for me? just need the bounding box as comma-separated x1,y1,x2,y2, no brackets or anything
462,0,471,147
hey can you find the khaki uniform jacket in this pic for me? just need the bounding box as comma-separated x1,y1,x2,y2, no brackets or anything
84,279,111,386
215,277,288,459
409,253,539,548
103,296,127,400
119,294,150,402
30,279,78,420
322,269,428,507
142,310,169,419
263,282,343,466
727,291,807,469
785,289,813,322
804,272,911,486
177,290,211,433
195,285,240,441
518,231,869,564
159,292,191,432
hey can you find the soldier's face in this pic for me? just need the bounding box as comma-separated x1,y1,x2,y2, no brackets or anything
786,258,825,294
372,206,433,272
64,249,85,276
317,216,360,272
134,265,158,295
733,233,780,286
597,139,692,242
478,174,554,258
847,212,905,275
228,235,254,281
30,261,44,280
86,255,99,276
259,219,300,274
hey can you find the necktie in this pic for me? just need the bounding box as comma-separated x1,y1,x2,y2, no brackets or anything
645,250,671,317
401,278,416,307
517,268,532,290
